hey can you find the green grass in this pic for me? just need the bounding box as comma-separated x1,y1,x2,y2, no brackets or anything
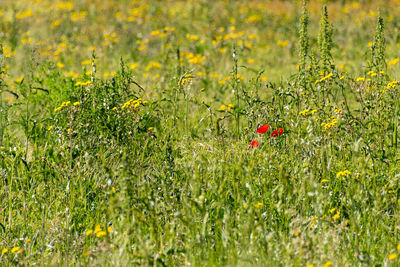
1,0,400,266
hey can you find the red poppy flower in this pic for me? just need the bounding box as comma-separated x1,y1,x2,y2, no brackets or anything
249,140,259,148
271,128,284,137
256,124,270,134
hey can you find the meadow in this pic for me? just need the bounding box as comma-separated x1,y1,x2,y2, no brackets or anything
1,0,400,265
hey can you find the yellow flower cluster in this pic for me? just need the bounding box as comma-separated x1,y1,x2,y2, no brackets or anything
2,246,24,254
387,80,399,89
2,45,15,58
321,117,338,132
121,98,147,110
186,33,200,41
136,39,149,51
86,224,111,238
145,61,161,71
180,73,192,85
299,109,317,116
102,32,119,46
315,72,333,84
388,58,399,69
54,101,80,112
75,81,92,87
217,104,234,111
54,101,71,112
223,30,245,41
277,40,289,48
336,170,351,178
187,53,205,65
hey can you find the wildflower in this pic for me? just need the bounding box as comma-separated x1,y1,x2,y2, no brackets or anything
356,77,365,82
86,230,93,236
26,238,31,243
73,102,80,106
121,98,144,110
145,61,161,71
397,243,400,251
54,101,71,112
271,128,284,137
323,261,333,267
11,247,20,253
2,248,8,254
389,253,397,260
48,126,54,131
336,170,351,178
299,109,309,116
321,118,338,132
256,124,270,134
388,58,399,69
81,59,91,66
94,224,101,234
217,105,226,111
96,231,106,238
129,63,138,70
249,140,258,148
333,211,340,220
387,81,399,89
277,40,289,48
75,81,91,86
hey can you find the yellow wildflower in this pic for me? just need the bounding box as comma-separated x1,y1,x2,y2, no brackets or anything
299,109,309,116
94,224,101,234
96,231,106,238
217,105,226,111
333,211,340,220
336,170,351,178
388,58,399,69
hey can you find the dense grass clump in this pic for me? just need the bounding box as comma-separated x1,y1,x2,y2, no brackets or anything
1,0,400,266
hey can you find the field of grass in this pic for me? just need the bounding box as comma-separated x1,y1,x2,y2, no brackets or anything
1,0,400,265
